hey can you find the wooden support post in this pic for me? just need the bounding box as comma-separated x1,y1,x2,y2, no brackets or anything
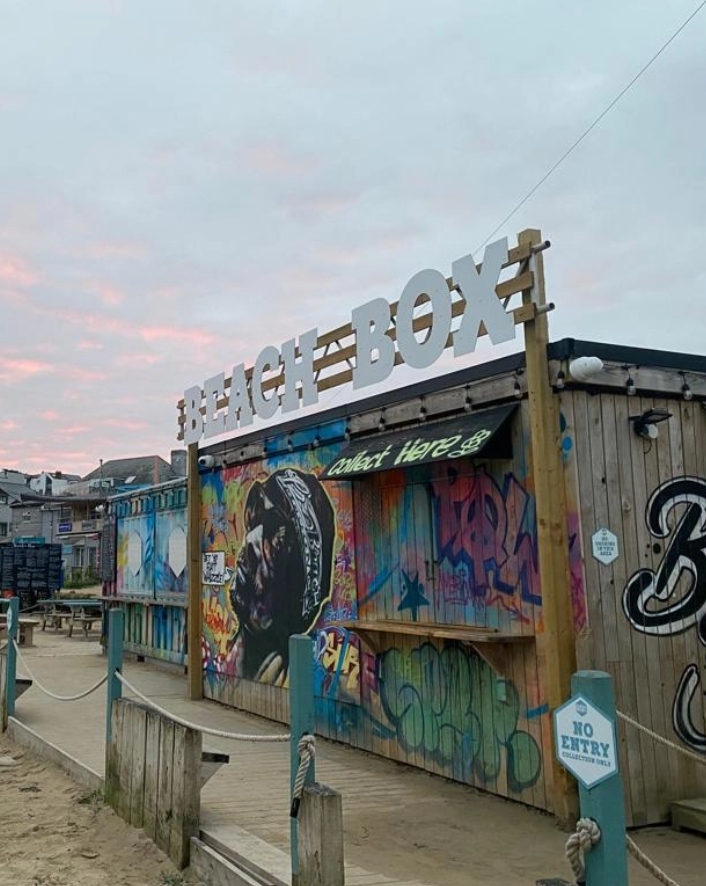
106,608,124,743
187,442,203,700
297,784,344,886
572,671,628,886
5,598,19,722
290,634,315,886
520,228,578,826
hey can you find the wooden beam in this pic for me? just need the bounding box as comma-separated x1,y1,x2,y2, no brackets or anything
519,227,578,827
187,443,203,701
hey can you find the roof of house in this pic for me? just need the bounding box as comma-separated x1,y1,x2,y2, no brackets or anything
0,480,32,503
82,456,177,486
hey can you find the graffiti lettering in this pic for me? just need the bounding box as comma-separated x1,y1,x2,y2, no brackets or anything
622,477,706,644
673,663,706,751
434,467,541,607
378,642,542,791
316,628,360,694
622,476,706,754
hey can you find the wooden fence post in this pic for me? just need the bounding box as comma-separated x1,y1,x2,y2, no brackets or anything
297,784,344,886
289,634,315,886
5,598,19,723
187,441,203,701
106,608,124,742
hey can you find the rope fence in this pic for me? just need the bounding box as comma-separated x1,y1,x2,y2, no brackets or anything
115,671,291,742
12,640,108,702
565,820,686,886
616,709,706,768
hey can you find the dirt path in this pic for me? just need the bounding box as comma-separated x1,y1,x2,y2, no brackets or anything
0,737,199,886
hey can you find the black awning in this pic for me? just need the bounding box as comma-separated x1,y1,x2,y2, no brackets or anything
320,404,516,480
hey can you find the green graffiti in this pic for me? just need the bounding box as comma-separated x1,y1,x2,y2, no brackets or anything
379,642,541,792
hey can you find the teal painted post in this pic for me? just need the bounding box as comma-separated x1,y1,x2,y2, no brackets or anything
572,671,628,886
5,598,19,719
289,634,315,885
106,608,124,743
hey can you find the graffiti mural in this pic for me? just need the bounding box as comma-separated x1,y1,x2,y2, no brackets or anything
116,514,155,596
434,466,541,626
201,445,359,697
229,468,335,680
622,475,706,752
378,642,542,791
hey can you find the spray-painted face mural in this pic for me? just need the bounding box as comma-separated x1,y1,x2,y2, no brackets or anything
201,444,358,696
229,468,335,680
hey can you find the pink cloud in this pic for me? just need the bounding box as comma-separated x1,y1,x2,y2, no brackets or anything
65,367,109,382
102,418,147,431
87,240,147,259
78,340,104,351
0,357,52,381
0,419,18,430
56,425,92,438
115,352,162,368
92,281,125,306
39,410,60,421
242,144,314,177
0,254,39,287
139,325,219,346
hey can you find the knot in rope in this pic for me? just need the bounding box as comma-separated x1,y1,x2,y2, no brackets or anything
565,817,601,885
290,733,316,819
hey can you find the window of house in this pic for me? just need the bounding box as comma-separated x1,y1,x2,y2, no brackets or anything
0,493,7,504
22,511,32,522
0,523,7,537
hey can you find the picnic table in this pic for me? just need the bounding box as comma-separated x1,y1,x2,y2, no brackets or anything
39,598,103,638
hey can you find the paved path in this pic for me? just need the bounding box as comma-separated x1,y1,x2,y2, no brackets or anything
9,631,704,886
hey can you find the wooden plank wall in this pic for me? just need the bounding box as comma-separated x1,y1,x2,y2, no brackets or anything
123,602,187,665
105,698,201,868
565,390,706,825
346,405,552,810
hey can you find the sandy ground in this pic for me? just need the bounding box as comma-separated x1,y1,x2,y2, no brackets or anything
0,737,200,886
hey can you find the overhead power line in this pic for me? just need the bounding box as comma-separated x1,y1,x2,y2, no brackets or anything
475,0,706,254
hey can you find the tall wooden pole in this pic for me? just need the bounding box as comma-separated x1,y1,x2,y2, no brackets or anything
187,443,203,700
520,228,578,826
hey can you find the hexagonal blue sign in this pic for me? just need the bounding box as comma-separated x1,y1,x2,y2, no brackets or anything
554,694,619,789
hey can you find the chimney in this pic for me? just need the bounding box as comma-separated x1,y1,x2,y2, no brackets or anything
170,449,187,477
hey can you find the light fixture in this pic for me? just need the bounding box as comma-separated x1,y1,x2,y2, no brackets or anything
514,379,522,399
568,356,604,382
419,402,427,421
629,408,672,440
312,435,320,449
626,374,636,397
555,370,566,391
287,435,294,453
464,387,473,412
378,409,386,431
680,372,693,401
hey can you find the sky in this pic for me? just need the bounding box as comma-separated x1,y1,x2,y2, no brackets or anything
0,0,704,477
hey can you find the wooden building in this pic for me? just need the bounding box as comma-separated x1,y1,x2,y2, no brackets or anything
106,230,706,826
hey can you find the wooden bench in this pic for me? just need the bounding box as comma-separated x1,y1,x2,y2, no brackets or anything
67,610,102,639
41,608,74,632
0,617,40,647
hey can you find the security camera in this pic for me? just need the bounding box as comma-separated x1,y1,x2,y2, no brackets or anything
198,454,216,469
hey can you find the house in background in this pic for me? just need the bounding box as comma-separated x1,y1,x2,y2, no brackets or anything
6,453,187,581
0,469,31,545
29,471,80,496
